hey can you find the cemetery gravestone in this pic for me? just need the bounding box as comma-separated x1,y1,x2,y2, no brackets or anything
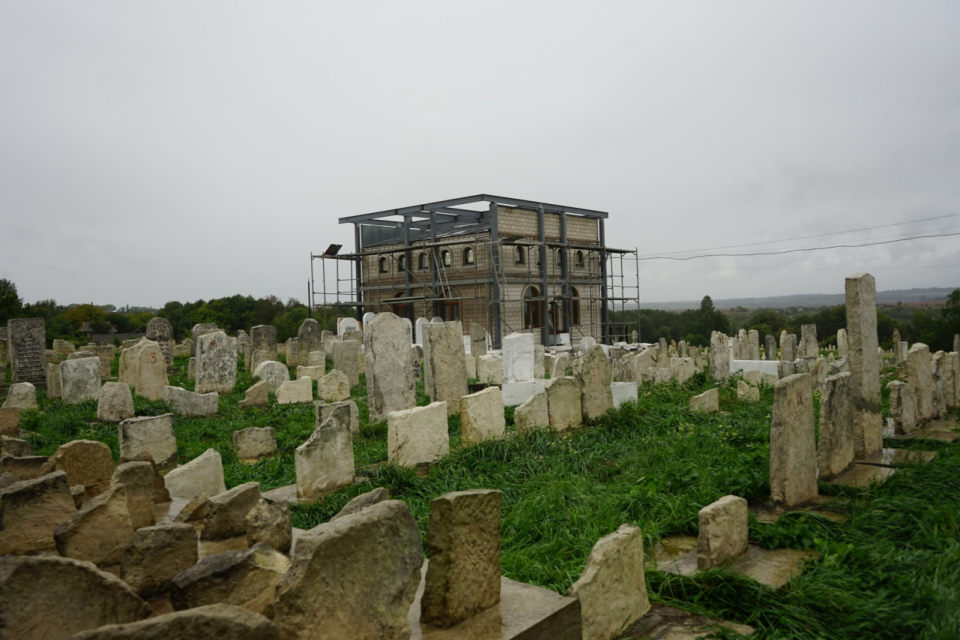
146,318,175,368
765,334,777,361
191,323,218,358
365,313,417,423
846,273,883,459
423,321,469,416
8,318,46,385
196,331,238,394
801,324,818,359
502,332,535,383
817,372,854,479
250,325,278,362
136,341,169,401
770,373,817,508
297,318,322,358
60,357,101,405
332,340,361,387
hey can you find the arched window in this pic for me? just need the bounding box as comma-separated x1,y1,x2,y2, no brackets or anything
575,250,584,267
523,286,542,329
438,289,460,322
378,257,388,273
397,255,406,272
463,247,474,265
418,252,428,270
391,292,408,318
441,250,452,268
516,247,525,265
571,286,581,326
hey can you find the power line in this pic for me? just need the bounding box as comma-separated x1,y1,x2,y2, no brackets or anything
638,231,960,262
642,263,960,272
636,212,960,259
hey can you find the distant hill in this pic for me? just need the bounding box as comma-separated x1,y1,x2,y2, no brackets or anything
639,287,956,311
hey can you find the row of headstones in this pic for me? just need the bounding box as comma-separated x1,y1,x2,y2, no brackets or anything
890,343,960,433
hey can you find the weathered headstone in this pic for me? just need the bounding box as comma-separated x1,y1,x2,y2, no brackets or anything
502,332,535,383
135,340,168,401
546,376,583,432
317,369,350,402
469,324,487,358
747,329,760,360
146,318,175,368
8,318,46,384
817,372,854,479
285,338,301,367
423,321,469,416
118,414,178,471
365,313,417,422
765,334,777,361
846,273,882,459
250,325,278,362
387,401,449,467
477,354,503,385
196,331,237,394
233,427,278,462
253,360,289,392
421,489,502,628
277,377,313,404
690,388,719,412
770,373,817,508
837,328,848,357
191,323,218,358
514,389,548,432
60,357,102,405
888,380,917,434
697,495,748,570
120,523,198,599
580,346,613,420
460,386,505,445
318,401,360,439
163,449,226,499
332,339,360,387
296,414,355,499
709,331,730,381
298,318,323,357
736,380,759,403
800,324,818,359
165,386,218,416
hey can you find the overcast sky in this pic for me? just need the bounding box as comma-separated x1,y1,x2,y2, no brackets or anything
2,2,959,308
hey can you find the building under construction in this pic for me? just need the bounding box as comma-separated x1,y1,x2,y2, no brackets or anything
310,194,638,349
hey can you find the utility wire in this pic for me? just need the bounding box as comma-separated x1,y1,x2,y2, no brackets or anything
636,212,960,259
638,231,960,261
642,263,960,272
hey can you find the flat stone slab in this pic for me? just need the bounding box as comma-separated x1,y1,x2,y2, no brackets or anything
888,425,959,443
858,448,937,467
409,562,581,640
261,484,299,504
622,603,754,639
653,536,819,589
197,534,248,559
824,463,896,488
752,495,847,524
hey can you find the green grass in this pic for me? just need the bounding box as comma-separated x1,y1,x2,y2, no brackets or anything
9,355,960,638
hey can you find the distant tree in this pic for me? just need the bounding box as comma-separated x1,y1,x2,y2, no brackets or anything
0,278,23,325
700,296,715,315
62,304,106,329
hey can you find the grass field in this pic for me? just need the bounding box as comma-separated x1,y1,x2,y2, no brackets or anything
8,353,960,639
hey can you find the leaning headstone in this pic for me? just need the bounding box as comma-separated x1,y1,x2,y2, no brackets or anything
277,377,313,404
296,414,354,499
61,357,102,405
8,318,46,384
239,380,269,407
317,369,350,402
119,414,178,471
254,360,289,392
196,331,238,394
460,386,505,445
317,400,360,439
515,389,549,432
246,498,293,553
0,471,76,555
250,325,278,362
0,555,150,639
566,524,649,640
135,340,168,401
888,381,917,434
690,388,719,412
54,484,135,568
120,523,198,599
709,331,730,381
118,339,145,386
388,401,449,467
46,362,62,398
111,461,156,530
770,373,817,508
423,321,469,416
201,482,261,541
580,346,613,420
846,273,882,459
421,489,502,628
697,495,748,570
46,439,115,498
164,449,226,500
2,381,36,409
332,339,361,387
365,313,417,422
546,376,583,432
502,332,535,383
146,318,175,368
272,500,423,640
817,372,854,479
477,354,503,385
165,386,218,416
233,427,278,462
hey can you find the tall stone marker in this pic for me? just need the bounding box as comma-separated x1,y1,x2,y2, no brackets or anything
817,372,854,479
190,323,217,358
250,325,278,362
770,373,817,508
298,318,323,357
837,328,849,358
136,340,169,401
846,273,882,459
423,321,468,416
907,343,935,422
502,332,535,383
800,324,818,359
146,317,175,368
332,339,360,388
8,318,46,385
765,334,777,361
709,331,729,381
196,331,237,394
365,313,416,423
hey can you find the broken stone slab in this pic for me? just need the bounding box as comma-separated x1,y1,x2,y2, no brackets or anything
118,451,170,504
277,377,313,404
697,495,748,570
254,360,290,392
233,427,278,463
2,454,50,481
317,400,360,438
388,401,450,467
245,498,292,553
121,522,198,598
460,386,506,446
566,524,650,640
515,389,549,433
45,439,115,498
0,407,21,437
0,555,150,640
69,603,279,640
501,380,546,407
331,486,390,521
771,373,818,508
317,369,350,402
47,362,63,397
272,500,423,640
546,376,583,432
175,493,211,524
119,414,178,471
421,489,502,628
165,386,218,416
3,381,37,409
98,381,135,422
111,461,156,530
611,381,638,408
295,365,325,380
737,380,760,403
295,415,354,500
61,357,102,405
823,463,896,488
171,543,292,615
1,435,33,457
689,388,719,413
201,482,261,541
818,372,854,480
54,483,135,569
0,470,76,555
478,354,503,385
239,379,269,407
622,603,754,639
163,448,226,500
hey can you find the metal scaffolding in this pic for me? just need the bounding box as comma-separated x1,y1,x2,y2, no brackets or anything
309,194,639,348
